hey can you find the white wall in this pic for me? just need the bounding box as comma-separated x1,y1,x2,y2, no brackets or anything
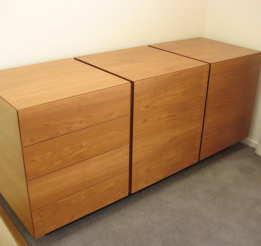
204,0,261,147
0,0,208,70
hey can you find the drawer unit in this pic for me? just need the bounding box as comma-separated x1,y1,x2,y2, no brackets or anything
19,83,130,147
76,46,209,193
150,38,261,160
28,145,129,210
24,116,130,180
0,59,131,238
32,172,129,238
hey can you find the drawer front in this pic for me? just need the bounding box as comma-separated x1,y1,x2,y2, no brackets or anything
28,145,129,210
19,84,130,147
24,116,130,180
32,172,129,238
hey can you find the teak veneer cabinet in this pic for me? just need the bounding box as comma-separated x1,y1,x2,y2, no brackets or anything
150,38,261,160
0,39,260,239
76,46,210,193
0,59,131,238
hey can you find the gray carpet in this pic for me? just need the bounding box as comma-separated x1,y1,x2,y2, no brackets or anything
1,143,261,246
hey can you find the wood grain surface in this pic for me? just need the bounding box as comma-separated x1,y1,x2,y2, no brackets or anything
24,116,130,180
19,84,130,147
0,97,34,237
76,46,206,82
200,53,261,160
28,145,129,210
132,66,209,192
150,38,260,63
32,172,129,238
0,59,128,110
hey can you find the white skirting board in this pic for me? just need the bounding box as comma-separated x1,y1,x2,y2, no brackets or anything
241,138,261,157
256,141,261,157
241,138,258,148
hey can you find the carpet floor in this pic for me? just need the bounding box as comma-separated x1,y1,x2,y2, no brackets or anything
1,142,261,246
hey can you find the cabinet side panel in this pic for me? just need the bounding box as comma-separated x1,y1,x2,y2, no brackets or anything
0,97,34,236
132,65,209,193
200,53,261,160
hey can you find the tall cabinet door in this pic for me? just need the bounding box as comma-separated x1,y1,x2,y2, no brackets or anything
132,66,209,193
200,54,261,160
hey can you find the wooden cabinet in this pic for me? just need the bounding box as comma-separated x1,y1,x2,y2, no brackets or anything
76,46,209,193
0,59,131,238
150,38,261,160
1,39,260,239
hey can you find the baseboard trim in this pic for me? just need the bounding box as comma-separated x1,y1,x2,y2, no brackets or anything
255,142,261,157
241,138,258,148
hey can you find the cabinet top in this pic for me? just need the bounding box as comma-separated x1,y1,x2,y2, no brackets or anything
76,46,207,82
150,38,260,64
0,59,128,110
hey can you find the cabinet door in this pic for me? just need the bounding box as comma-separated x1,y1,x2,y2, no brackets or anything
200,54,261,160
132,65,209,193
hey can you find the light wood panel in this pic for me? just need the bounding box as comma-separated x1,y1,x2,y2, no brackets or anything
32,172,129,238
28,145,129,210
23,116,130,180
0,202,29,246
76,46,206,82
150,38,260,63
19,84,130,147
200,53,261,160
132,66,209,193
0,59,128,110
0,97,34,237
